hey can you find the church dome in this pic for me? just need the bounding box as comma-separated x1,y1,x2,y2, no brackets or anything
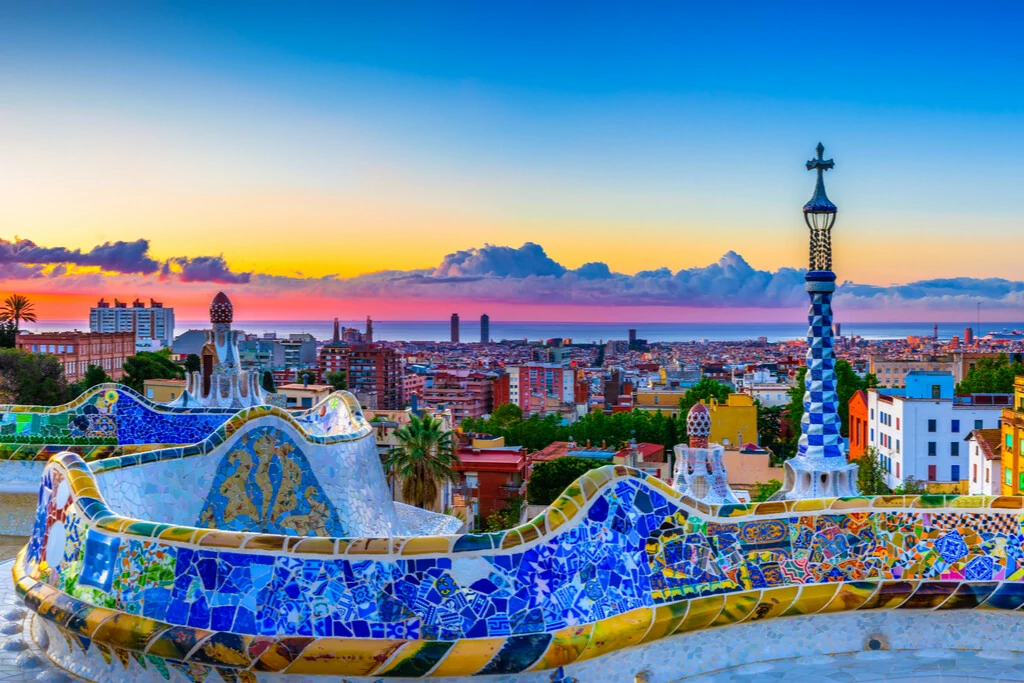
210,292,233,324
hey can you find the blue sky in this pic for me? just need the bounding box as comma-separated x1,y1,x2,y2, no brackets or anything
2,2,1024,320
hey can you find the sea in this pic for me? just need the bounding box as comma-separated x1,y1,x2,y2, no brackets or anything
32,320,1024,344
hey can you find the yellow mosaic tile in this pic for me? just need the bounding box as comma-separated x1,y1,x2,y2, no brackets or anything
285,638,406,676
500,529,524,551
526,623,593,671
427,638,505,677
673,594,725,634
791,499,826,513
290,537,336,555
545,508,569,534
710,590,761,627
818,581,880,614
858,580,918,610
871,496,908,508
346,538,393,555
780,582,840,617
753,501,788,516
740,585,799,623
574,607,653,662
829,497,872,510
197,531,249,549
92,612,168,652
639,601,689,643
242,534,289,552
400,536,452,556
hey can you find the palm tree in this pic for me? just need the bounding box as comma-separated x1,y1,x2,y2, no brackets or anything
0,294,37,332
384,414,460,511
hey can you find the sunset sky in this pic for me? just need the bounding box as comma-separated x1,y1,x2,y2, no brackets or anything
3,2,1024,322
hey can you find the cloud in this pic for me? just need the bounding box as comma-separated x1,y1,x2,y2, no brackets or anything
164,256,252,284
0,237,249,283
3,238,1024,315
0,238,160,274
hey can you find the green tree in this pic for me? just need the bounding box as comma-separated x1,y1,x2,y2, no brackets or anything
0,348,69,405
261,370,276,394
757,403,785,458
490,402,523,429
121,351,184,392
0,320,17,349
69,365,111,399
297,368,318,385
526,457,604,505
325,370,347,391
894,476,926,495
384,414,460,511
752,479,783,502
0,294,38,332
482,495,525,532
957,354,1024,394
184,354,201,374
855,447,891,495
678,378,731,422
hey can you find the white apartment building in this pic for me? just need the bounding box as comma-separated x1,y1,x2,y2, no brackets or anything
966,429,1002,496
867,371,1010,491
90,298,175,348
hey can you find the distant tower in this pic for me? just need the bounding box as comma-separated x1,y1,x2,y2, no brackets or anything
965,327,974,346
933,323,939,341
834,322,841,337
332,317,340,343
480,314,490,344
772,143,858,500
365,316,374,344
628,329,637,346
450,313,460,343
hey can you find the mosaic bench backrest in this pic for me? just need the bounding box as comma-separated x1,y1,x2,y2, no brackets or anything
16,455,1024,680
92,415,399,538
0,385,233,448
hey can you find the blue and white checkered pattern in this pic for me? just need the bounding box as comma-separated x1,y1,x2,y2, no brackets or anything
798,290,845,462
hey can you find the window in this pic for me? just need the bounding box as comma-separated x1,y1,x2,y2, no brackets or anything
986,469,990,483
1007,469,1013,486
975,419,984,430
896,417,900,430
951,419,960,433
928,442,937,456
896,462,900,478
870,428,875,442
870,409,874,419
928,419,937,433
931,384,941,399
973,464,978,482
1020,471,1024,492
928,465,937,481
896,439,901,453
952,465,960,481
951,442,960,457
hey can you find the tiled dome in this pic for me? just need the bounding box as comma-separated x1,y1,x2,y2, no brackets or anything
210,291,233,324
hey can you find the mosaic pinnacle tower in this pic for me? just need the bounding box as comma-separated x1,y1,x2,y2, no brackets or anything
772,143,859,499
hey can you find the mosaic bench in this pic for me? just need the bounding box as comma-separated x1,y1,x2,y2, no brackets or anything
15,443,1024,682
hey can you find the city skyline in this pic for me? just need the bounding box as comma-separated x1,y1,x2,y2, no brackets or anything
3,2,1024,321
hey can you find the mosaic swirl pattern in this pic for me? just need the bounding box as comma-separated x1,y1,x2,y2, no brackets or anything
16,452,1024,681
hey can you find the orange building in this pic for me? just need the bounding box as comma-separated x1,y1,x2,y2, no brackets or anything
848,389,869,460
16,331,134,381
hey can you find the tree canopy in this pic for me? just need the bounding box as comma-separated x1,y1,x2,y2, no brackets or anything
325,370,347,391
184,354,201,374
0,348,69,406
70,365,111,399
384,414,460,511
957,354,1024,394
121,352,184,392
526,457,604,505
0,294,37,331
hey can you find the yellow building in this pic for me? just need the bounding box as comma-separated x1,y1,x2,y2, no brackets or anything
635,388,689,417
1001,376,1024,494
143,378,186,403
707,394,758,447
